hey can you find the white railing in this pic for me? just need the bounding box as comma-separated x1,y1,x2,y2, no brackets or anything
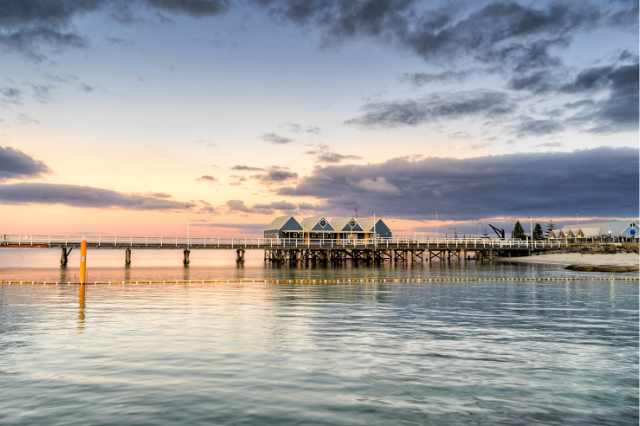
0,234,570,249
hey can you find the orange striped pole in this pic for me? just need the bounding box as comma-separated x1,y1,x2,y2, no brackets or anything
79,240,87,284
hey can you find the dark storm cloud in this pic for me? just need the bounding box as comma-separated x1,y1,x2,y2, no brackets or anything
346,90,514,128
0,0,230,60
0,146,51,182
561,62,639,133
277,147,639,220
507,70,554,94
0,183,188,210
251,166,297,183
141,0,231,17
4,0,631,65
226,199,296,215
261,133,294,145
253,1,615,69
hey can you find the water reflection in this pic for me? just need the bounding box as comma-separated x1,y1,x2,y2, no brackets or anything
78,285,85,331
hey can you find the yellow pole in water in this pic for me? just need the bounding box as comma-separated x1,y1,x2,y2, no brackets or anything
79,240,87,284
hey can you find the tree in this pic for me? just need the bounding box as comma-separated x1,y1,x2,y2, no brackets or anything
533,223,544,240
546,220,556,237
512,221,526,240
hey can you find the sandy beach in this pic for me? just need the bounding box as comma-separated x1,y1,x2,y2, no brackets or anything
495,253,639,266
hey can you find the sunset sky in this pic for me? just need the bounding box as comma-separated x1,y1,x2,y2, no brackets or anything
1,0,638,237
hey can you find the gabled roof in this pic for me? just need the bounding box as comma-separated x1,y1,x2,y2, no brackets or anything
358,217,384,231
264,216,302,231
330,217,362,231
559,220,638,237
302,216,335,231
580,227,600,237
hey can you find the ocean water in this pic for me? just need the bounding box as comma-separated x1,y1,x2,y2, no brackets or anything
0,248,638,425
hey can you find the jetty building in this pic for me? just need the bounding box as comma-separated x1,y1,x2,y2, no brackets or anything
264,215,392,241
550,220,638,241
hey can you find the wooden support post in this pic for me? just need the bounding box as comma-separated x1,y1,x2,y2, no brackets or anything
60,247,71,266
125,248,132,265
183,249,190,265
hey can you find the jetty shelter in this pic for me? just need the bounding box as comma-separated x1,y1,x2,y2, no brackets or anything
263,216,303,239
301,216,337,239
264,216,393,239
358,217,393,239
331,217,364,240
550,220,639,241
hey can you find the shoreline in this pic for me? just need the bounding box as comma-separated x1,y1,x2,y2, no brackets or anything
495,252,639,267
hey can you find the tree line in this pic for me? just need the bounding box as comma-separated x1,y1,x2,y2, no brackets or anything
511,220,556,240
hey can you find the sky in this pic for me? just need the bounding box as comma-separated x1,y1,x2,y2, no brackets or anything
0,0,638,238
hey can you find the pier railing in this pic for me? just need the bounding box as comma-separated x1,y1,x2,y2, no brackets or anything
1,234,569,250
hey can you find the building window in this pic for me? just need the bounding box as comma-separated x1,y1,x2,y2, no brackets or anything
320,219,327,227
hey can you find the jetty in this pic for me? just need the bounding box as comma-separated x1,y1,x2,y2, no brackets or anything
1,234,568,265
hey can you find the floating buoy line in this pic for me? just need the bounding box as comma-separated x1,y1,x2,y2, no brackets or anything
0,277,637,285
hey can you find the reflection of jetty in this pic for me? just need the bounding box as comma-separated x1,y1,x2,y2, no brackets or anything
1,234,568,265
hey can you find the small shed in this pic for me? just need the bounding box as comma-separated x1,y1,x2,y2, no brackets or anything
264,216,303,239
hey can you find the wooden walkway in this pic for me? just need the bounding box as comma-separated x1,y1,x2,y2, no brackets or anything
1,234,568,265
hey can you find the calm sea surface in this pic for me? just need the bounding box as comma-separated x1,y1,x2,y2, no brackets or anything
0,248,638,425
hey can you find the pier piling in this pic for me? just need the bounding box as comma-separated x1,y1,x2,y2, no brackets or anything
125,248,132,265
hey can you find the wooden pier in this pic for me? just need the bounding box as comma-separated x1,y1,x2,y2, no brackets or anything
1,234,569,266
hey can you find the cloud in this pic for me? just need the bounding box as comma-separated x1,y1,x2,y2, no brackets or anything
277,147,639,220
231,165,264,171
534,142,562,148
285,123,321,134
347,177,400,195
347,90,514,128
196,175,218,182
0,183,189,210
517,119,564,137
261,132,294,144
507,70,554,94
192,222,267,233
105,36,132,47
399,70,473,86
563,62,639,133
251,166,298,183
304,146,362,164
16,114,39,125
0,146,51,182
0,87,22,104
146,191,172,198
254,1,613,69
78,83,95,92
29,84,54,102
0,0,230,60
226,199,297,215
